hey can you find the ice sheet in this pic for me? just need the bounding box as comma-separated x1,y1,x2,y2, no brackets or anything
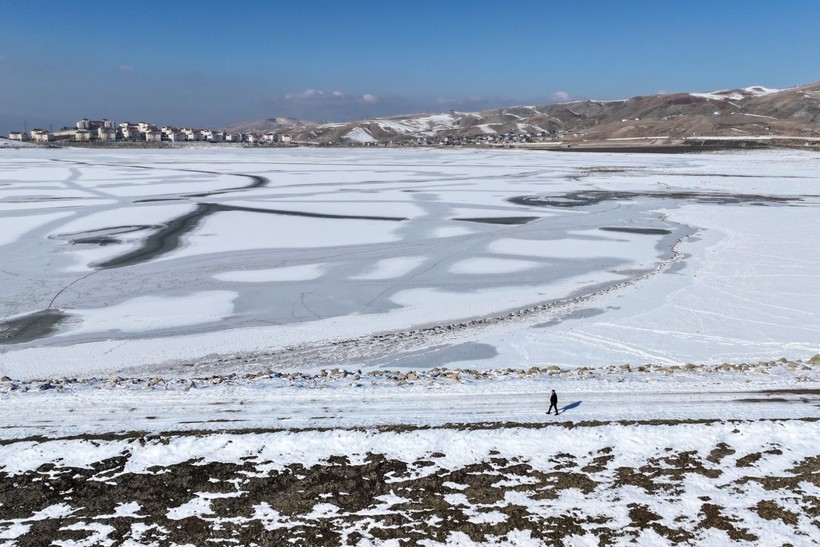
0,148,817,378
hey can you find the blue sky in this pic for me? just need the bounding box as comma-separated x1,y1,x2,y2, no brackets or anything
1,1,819,133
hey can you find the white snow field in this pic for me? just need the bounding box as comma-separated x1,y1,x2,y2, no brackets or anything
0,147,819,546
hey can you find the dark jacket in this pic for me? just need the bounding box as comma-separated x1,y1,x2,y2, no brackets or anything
550,392,558,405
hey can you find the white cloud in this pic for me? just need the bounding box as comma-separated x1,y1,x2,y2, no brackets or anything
118,65,136,73
286,89,325,100
550,91,571,102
281,89,379,104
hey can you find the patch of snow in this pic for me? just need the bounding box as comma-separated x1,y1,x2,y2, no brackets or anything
691,86,783,102
55,522,116,547
503,111,525,120
449,257,540,275
252,503,297,530
167,491,243,520
214,264,325,283
344,127,376,143
159,211,402,262
60,291,237,336
375,114,458,136
742,113,778,120
0,138,38,148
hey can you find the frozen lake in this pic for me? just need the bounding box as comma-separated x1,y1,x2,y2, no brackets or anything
0,147,818,379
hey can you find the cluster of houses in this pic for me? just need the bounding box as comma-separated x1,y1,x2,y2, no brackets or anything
8,119,293,145
417,131,562,147
349,130,563,148
7,117,566,148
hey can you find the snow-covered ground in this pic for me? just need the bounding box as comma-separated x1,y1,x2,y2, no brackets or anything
1,148,818,545
1,386,818,545
0,360,817,440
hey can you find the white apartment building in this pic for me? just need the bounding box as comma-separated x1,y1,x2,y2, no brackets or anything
183,128,204,141
97,127,116,141
78,119,115,130
32,130,51,143
122,126,142,140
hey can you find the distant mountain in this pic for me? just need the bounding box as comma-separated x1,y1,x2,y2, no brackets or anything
223,116,313,133
229,82,820,147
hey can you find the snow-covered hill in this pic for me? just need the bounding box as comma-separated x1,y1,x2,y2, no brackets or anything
234,81,820,146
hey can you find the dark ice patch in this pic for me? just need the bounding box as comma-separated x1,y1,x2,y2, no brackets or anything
51,226,155,247
0,309,67,344
600,227,672,235
509,190,798,209
72,236,119,245
454,216,540,225
533,308,609,328
374,342,498,369
184,174,269,198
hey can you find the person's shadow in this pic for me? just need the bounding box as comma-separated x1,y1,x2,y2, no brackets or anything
558,401,582,414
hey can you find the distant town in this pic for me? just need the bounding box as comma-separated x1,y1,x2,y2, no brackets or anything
6,116,575,149
8,119,294,145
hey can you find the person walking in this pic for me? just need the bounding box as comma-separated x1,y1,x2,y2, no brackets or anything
548,389,559,415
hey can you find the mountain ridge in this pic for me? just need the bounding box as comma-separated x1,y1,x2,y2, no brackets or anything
226,82,820,147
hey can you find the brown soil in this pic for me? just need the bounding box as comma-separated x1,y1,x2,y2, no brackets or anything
1,425,818,545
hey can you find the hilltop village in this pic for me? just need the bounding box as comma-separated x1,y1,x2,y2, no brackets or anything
6,115,563,148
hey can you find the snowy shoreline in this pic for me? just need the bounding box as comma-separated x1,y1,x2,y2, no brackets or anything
2,359,818,440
